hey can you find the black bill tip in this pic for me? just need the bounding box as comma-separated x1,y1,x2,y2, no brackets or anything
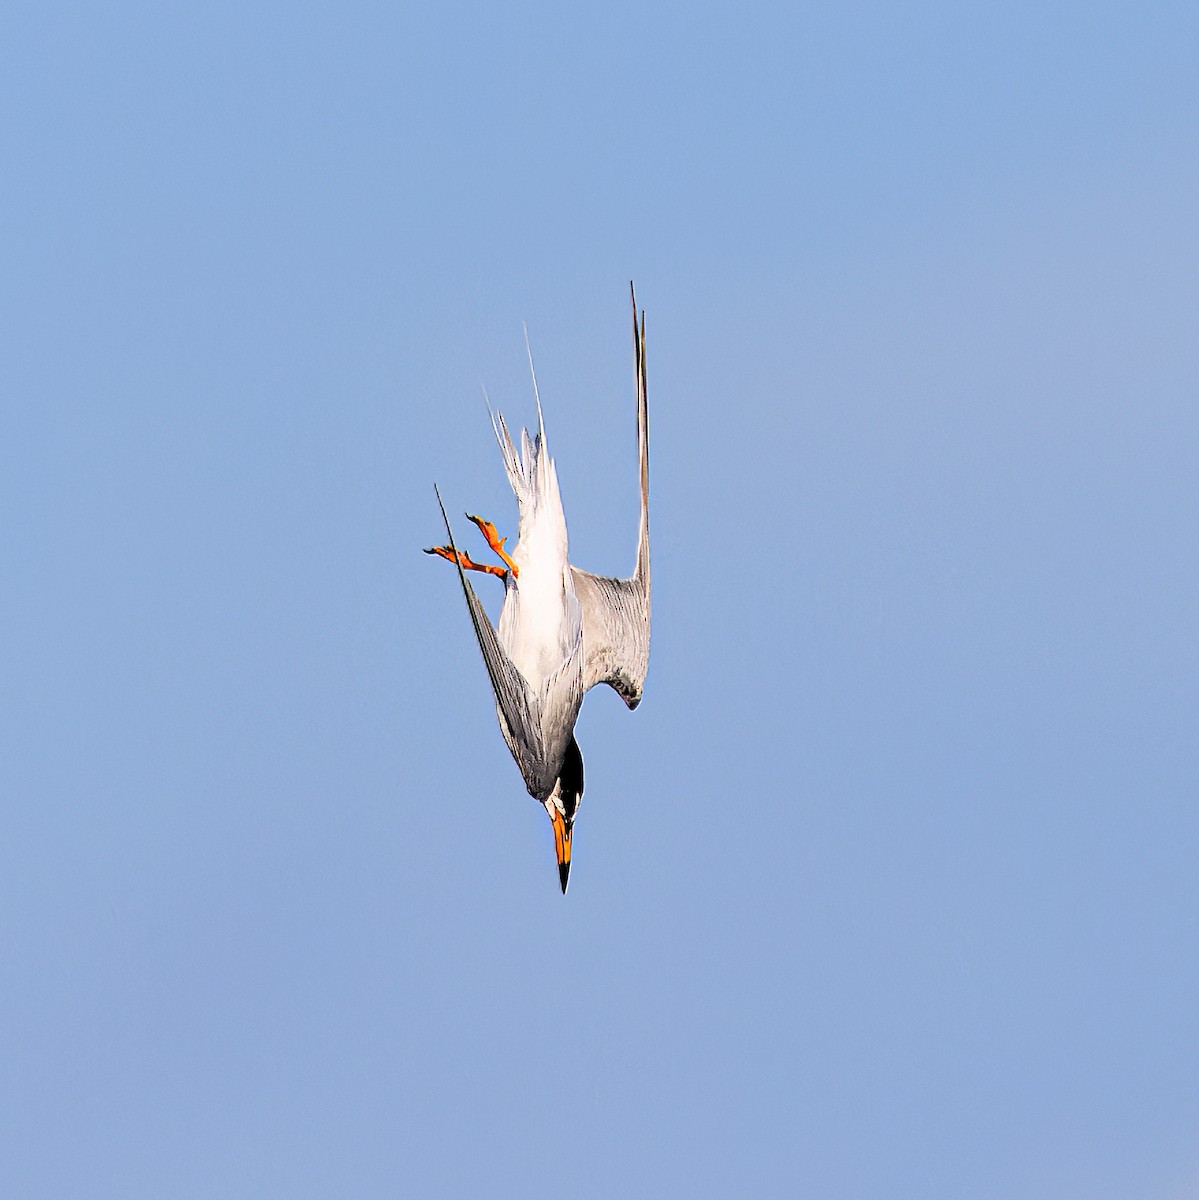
558,859,571,894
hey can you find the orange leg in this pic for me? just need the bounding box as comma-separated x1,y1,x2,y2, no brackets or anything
466,515,520,578
424,545,507,578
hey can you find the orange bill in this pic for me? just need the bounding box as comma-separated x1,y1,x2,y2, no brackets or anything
549,806,572,894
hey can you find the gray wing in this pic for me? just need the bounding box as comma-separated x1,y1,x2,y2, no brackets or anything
433,487,554,790
570,284,651,709
570,569,650,707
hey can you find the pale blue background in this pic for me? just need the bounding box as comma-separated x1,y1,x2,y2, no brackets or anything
3,2,1197,1197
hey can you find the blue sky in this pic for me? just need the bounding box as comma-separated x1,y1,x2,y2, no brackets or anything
3,1,1197,1196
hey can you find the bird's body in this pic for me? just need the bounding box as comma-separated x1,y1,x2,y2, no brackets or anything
491,406,584,805
428,286,650,892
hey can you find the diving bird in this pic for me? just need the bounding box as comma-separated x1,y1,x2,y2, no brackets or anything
426,284,650,893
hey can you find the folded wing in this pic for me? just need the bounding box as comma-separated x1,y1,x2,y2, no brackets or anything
433,486,560,793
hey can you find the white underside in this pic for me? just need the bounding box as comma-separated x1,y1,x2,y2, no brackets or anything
493,421,583,765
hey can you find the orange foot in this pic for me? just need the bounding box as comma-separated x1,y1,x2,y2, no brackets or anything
424,544,508,578
467,514,519,578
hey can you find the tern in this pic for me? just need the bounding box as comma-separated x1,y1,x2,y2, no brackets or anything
427,285,650,893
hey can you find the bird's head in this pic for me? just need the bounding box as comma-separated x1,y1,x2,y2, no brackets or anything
543,736,583,895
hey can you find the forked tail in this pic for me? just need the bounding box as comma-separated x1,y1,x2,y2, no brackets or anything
487,330,563,524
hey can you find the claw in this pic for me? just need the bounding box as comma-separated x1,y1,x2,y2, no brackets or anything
424,545,507,578
466,514,520,577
